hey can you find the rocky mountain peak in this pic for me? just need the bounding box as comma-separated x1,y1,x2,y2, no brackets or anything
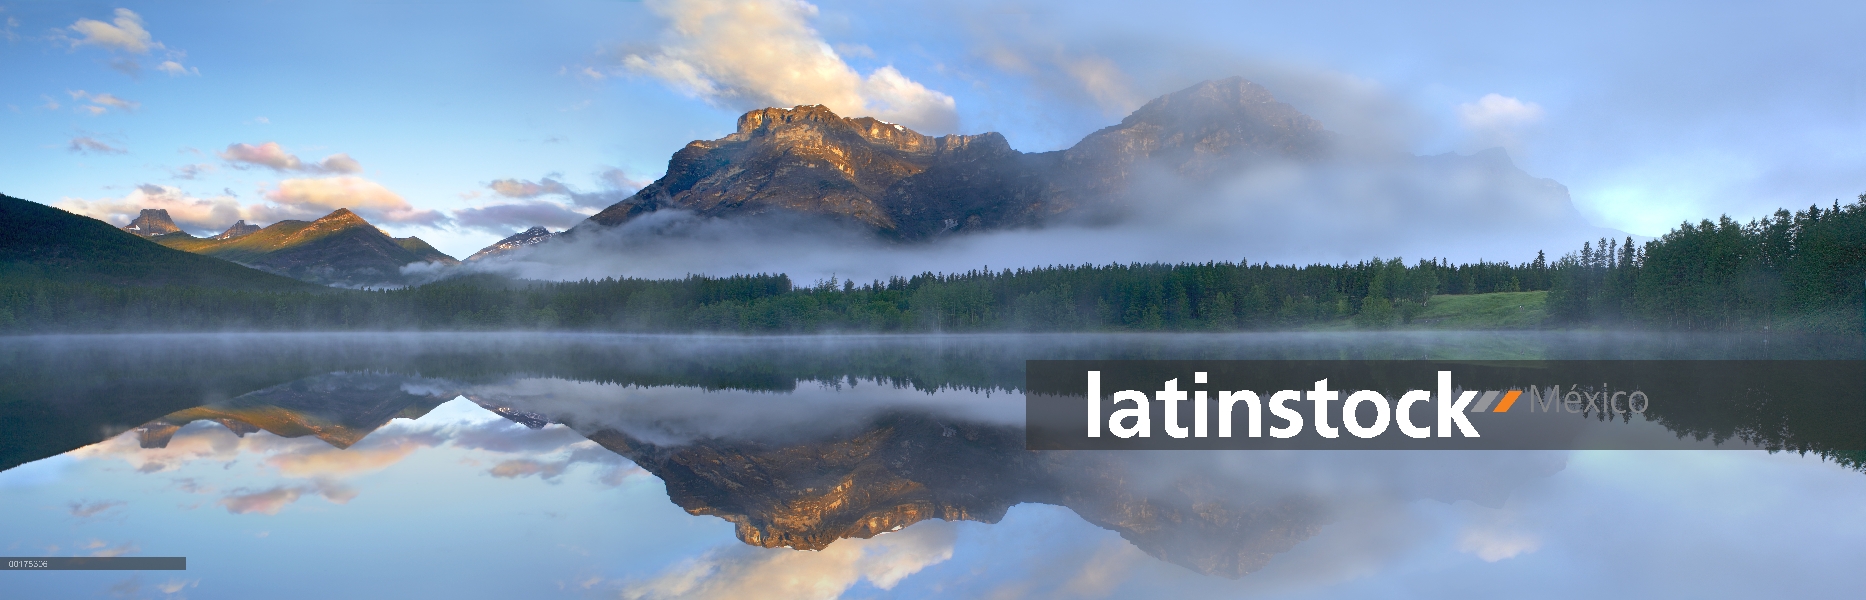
466,226,557,262
315,208,364,224
1064,76,1332,183
214,220,261,241
729,104,947,156
303,208,380,236
1120,76,1287,128
122,208,182,237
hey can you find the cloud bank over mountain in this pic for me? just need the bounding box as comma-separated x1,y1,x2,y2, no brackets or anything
458,79,1618,283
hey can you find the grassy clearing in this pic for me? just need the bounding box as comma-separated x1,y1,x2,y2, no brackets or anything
1405,291,1548,329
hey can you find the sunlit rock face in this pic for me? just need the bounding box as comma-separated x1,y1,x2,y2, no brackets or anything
581,414,1040,550
579,78,1334,241
575,412,1325,578
585,105,1015,236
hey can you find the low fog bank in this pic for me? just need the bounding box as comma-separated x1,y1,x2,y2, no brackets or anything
446,151,1623,284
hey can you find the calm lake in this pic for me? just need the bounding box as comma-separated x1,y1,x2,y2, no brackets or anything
3,332,1863,599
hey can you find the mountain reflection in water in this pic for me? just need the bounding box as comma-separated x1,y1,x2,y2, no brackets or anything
1,332,1861,588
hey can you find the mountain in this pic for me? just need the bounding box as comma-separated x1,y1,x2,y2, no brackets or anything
156,208,457,287
135,372,456,450
466,226,556,262
574,413,1321,578
0,194,314,290
121,208,183,237
562,77,1608,263
213,220,260,240
395,236,457,265
576,78,1337,240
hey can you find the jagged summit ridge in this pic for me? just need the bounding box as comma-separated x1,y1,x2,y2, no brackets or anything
467,226,557,262
585,102,1009,234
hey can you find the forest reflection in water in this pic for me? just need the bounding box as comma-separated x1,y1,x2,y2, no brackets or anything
2,331,1863,598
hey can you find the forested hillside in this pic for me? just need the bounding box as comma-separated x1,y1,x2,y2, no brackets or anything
3,194,1862,334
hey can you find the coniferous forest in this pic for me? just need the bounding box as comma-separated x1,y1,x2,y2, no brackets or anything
4,197,1864,334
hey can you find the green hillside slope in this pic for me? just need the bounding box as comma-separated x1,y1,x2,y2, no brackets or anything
0,194,316,291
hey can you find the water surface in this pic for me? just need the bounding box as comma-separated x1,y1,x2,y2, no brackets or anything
2,332,1863,599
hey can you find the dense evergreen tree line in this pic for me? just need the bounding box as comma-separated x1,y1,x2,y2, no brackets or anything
0,257,1549,333
4,196,1862,333
1547,196,1866,331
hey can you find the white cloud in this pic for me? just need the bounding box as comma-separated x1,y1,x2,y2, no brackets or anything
489,177,570,198
263,436,431,478
67,8,154,54
317,153,362,174
452,201,595,235
1456,526,1540,562
56,184,243,232
620,522,956,600
84,540,138,558
217,486,304,515
1458,93,1545,151
68,90,140,114
219,142,363,174
155,579,199,595
156,60,199,76
622,0,958,132
56,177,446,232
64,9,197,77
217,481,354,515
68,500,125,519
265,176,449,226
67,136,126,155
456,170,646,234
1455,509,1541,562
598,168,651,193
171,163,215,180
1060,54,1144,114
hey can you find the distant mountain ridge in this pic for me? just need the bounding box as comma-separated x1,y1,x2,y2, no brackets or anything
155,208,457,287
466,226,555,262
0,194,313,291
214,220,260,240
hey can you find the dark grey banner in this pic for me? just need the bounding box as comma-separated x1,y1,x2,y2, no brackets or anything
1025,360,1866,450
1,557,186,570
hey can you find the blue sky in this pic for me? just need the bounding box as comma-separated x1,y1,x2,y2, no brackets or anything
4,1,1864,259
